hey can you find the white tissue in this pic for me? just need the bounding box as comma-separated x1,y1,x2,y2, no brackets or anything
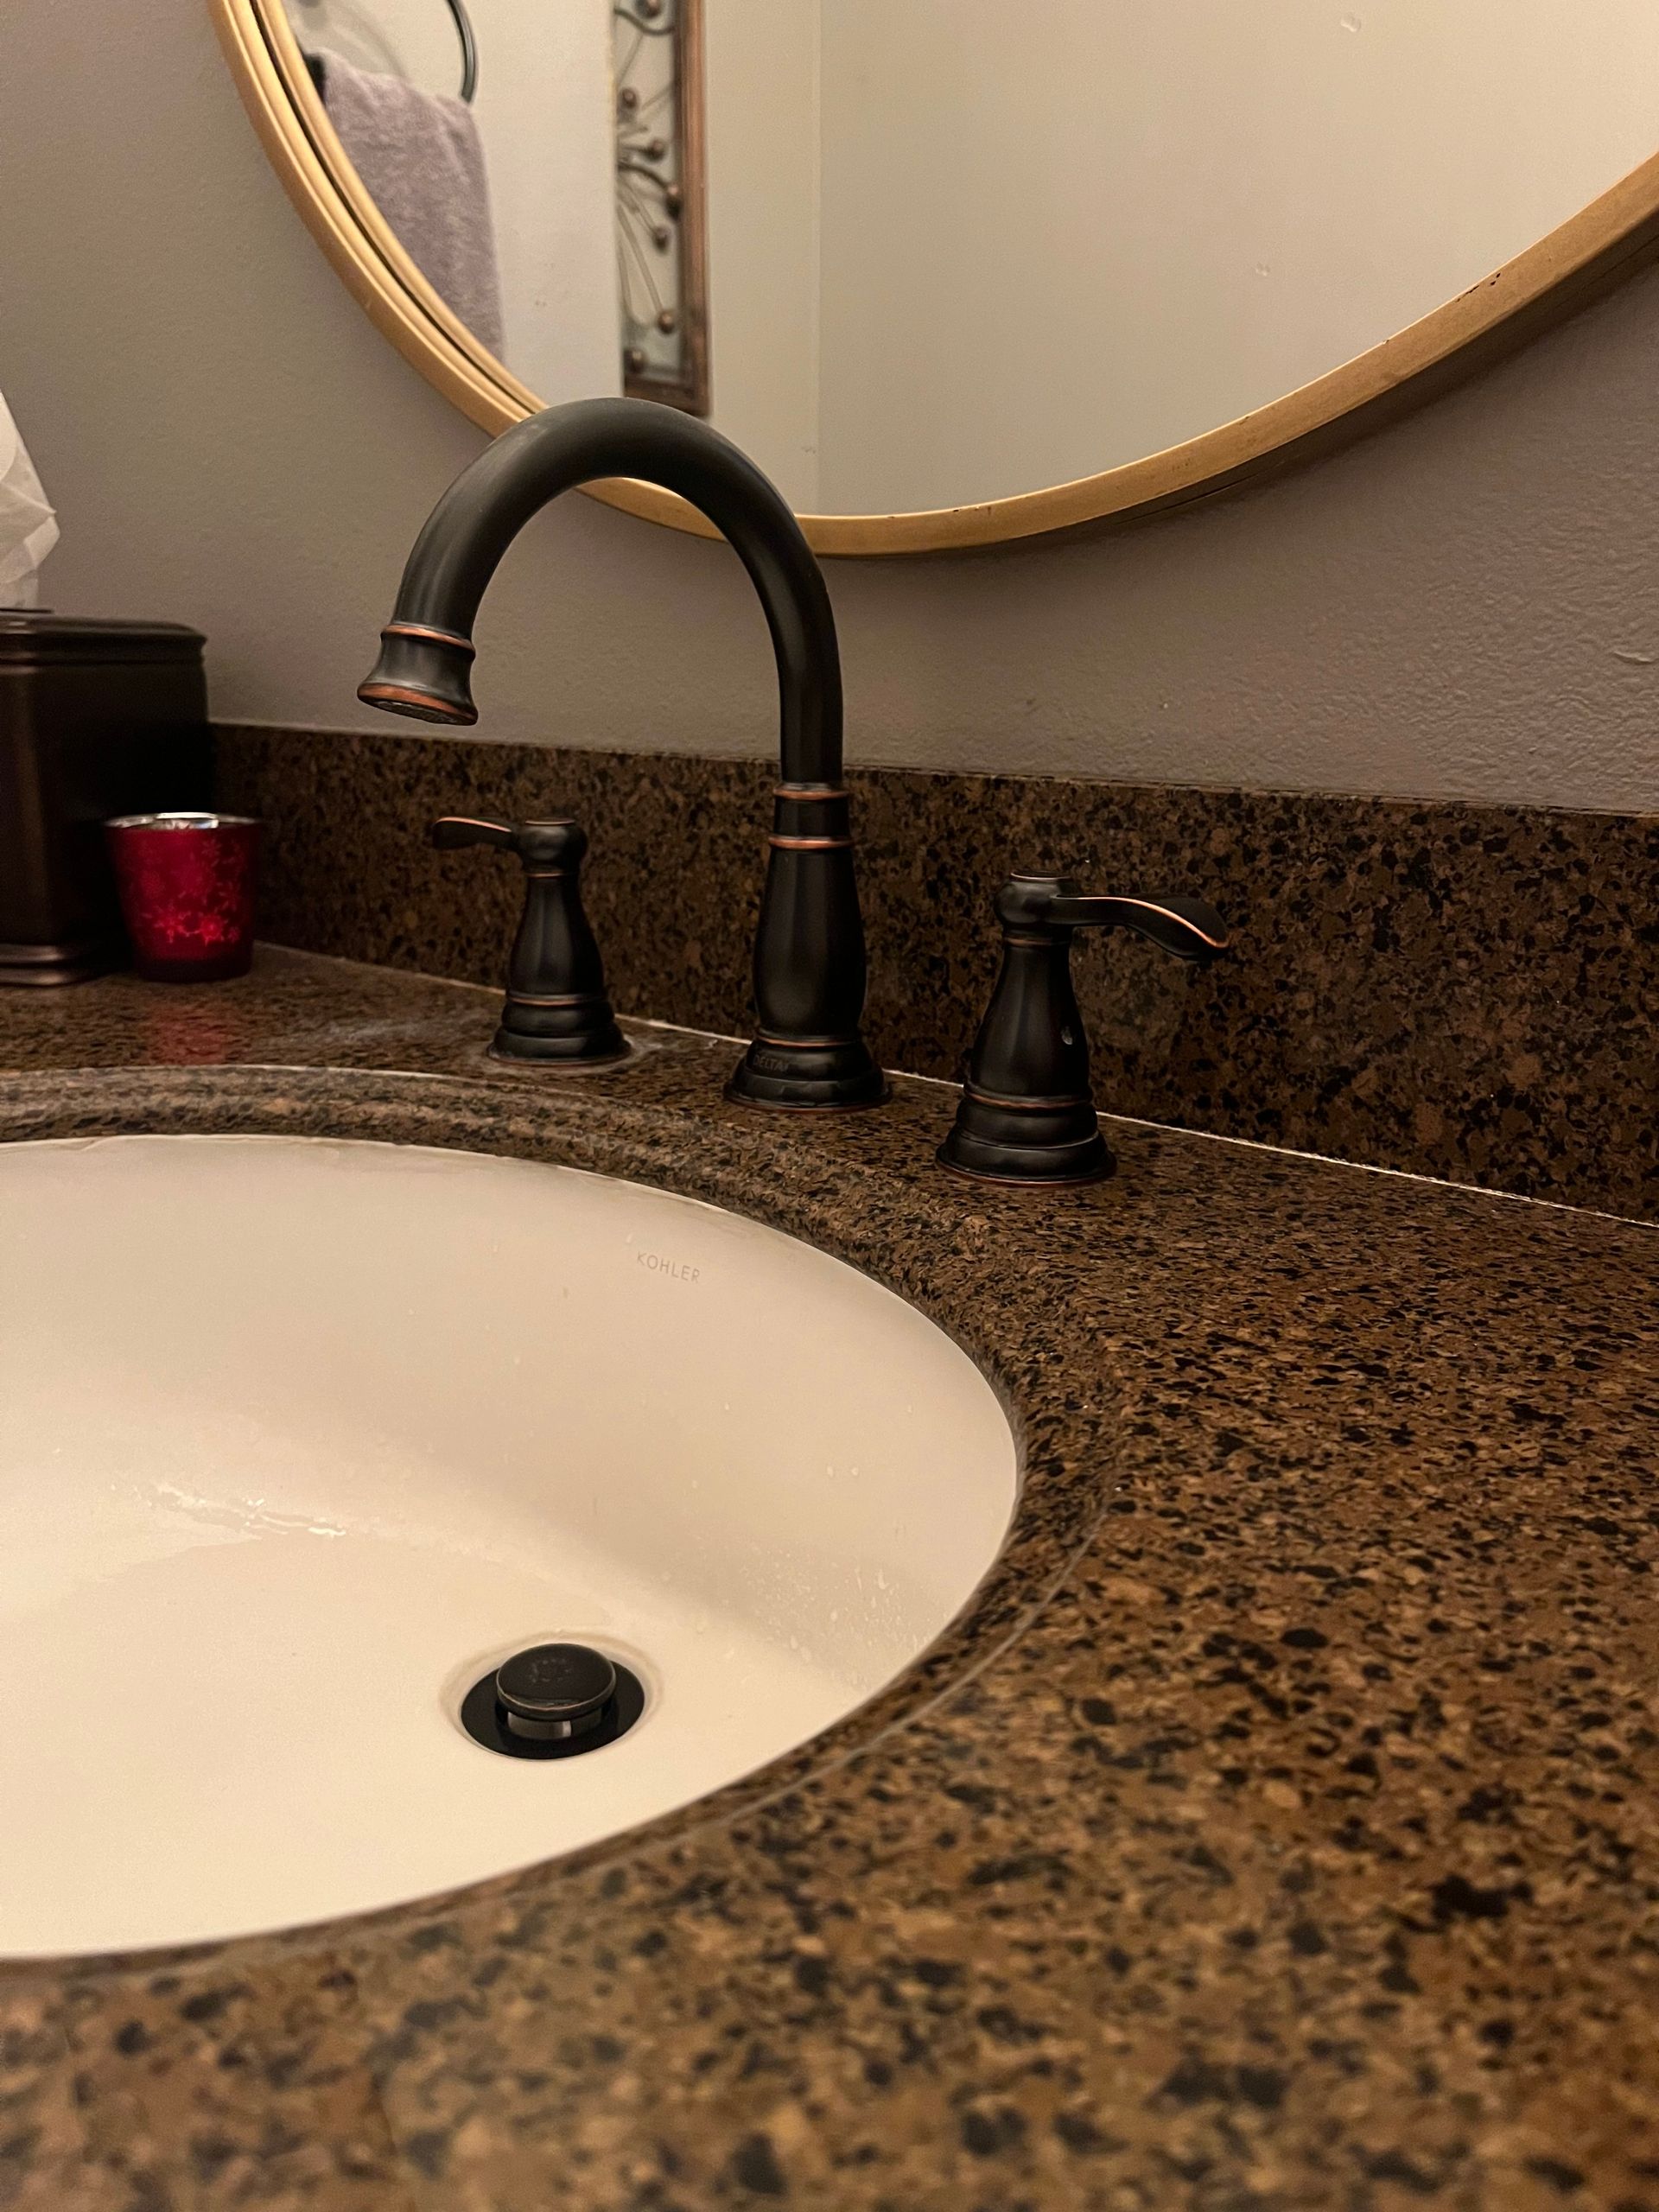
0,393,58,609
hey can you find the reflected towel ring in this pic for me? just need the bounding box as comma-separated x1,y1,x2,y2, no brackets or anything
300,0,475,103
445,0,477,103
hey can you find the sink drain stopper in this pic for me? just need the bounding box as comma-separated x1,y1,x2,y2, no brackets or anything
461,1643,645,1759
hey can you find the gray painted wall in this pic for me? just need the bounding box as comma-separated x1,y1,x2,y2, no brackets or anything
2,0,1657,810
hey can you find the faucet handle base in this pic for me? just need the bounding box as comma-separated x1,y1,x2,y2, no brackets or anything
727,1035,888,1111
938,1084,1114,1185
490,1011,628,1067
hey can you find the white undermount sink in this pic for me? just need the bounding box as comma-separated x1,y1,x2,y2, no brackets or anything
0,1135,1017,1958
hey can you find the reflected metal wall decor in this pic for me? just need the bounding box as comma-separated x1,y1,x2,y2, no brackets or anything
614,0,710,416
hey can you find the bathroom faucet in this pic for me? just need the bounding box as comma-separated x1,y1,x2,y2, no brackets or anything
358,397,885,1110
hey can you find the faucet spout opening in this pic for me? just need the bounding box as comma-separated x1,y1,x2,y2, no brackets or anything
358,622,479,725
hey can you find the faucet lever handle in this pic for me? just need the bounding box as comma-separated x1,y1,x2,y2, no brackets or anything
431,813,513,852
1045,890,1229,962
426,814,625,1066
431,815,583,870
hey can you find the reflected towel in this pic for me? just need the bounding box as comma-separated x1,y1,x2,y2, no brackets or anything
317,48,505,360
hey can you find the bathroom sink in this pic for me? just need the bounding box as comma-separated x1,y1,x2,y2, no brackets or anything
0,1135,1016,1958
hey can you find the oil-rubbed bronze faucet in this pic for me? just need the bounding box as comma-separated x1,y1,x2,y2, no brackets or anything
358,397,885,1110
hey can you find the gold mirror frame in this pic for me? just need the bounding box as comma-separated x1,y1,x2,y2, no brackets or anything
212,0,1659,558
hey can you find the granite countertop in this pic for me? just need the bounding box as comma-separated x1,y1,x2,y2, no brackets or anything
2,948,1656,2212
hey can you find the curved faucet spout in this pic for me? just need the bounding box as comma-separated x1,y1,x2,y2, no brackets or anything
360,399,842,787
359,398,884,1110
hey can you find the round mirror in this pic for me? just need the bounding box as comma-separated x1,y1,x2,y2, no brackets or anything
213,0,1659,553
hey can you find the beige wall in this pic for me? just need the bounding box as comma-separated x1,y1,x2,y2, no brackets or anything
0,0,1656,811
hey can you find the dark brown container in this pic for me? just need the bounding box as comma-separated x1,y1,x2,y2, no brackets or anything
0,615,211,984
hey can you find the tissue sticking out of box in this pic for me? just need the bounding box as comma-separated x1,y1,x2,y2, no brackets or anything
0,394,58,610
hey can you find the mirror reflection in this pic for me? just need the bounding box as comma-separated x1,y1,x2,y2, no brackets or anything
280,0,1659,516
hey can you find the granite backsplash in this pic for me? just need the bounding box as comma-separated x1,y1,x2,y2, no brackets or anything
214,724,1656,1221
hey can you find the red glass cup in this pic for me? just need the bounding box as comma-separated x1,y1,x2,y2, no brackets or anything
105,813,262,983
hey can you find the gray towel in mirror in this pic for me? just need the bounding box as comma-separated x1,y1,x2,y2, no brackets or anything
317,47,505,361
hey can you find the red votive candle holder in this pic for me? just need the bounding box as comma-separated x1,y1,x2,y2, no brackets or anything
105,812,262,983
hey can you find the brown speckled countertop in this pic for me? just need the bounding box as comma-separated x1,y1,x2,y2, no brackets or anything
2,948,1656,2212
